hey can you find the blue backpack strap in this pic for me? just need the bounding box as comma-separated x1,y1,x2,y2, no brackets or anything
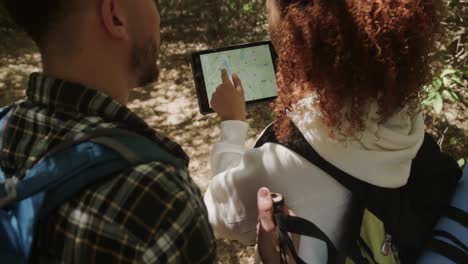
39,129,185,217
0,129,184,206
418,165,468,264
0,104,29,264
0,128,185,260
0,105,15,120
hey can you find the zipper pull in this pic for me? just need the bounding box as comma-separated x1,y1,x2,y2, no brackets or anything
381,234,392,256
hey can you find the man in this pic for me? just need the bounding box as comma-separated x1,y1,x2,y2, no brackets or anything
0,0,217,262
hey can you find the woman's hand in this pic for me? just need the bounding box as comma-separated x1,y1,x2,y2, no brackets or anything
210,69,246,122
257,188,295,264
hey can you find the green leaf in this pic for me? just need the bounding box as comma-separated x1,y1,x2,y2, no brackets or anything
429,89,439,98
441,68,457,77
442,76,452,88
451,76,464,85
432,93,443,114
450,137,461,145
243,3,252,12
458,158,466,168
432,78,442,91
423,93,435,106
426,84,439,97
422,97,432,106
423,86,440,105
442,90,460,102
423,85,432,94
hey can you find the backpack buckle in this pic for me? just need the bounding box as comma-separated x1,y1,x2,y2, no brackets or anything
0,176,19,208
271,193,285,212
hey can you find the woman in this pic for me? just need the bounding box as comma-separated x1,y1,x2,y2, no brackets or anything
205,0,443,262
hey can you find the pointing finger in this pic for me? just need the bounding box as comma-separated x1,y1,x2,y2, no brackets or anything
221,69,233,86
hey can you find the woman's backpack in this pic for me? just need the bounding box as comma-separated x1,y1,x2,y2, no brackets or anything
255,123,465,264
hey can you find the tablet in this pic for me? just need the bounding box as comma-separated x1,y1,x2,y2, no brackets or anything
191,41,278,115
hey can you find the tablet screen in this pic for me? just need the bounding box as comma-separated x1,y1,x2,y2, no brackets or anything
199,44,278,106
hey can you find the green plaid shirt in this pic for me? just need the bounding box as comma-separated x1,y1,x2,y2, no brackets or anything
0,73,217,263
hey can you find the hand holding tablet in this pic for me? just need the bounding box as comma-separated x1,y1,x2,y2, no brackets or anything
191,41,278,115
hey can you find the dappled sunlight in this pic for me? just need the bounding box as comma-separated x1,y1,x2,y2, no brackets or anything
0,51,41,106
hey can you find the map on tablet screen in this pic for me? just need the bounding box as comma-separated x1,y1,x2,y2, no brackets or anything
200,44,278,106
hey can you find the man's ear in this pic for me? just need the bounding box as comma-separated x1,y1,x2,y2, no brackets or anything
100,0,129,41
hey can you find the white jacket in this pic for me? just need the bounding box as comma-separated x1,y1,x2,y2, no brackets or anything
204,96,425,263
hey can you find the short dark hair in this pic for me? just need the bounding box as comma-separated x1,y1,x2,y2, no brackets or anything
1,0,68,46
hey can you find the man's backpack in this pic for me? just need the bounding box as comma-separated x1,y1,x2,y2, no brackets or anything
255,123,465,264
0,106,185,264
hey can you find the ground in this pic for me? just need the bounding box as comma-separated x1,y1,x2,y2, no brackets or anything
0,34,466,263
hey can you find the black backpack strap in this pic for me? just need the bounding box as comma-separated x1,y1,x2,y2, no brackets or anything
256,124,403,233
255,124,368,263
255,123,371,202
274,212,338,264
256,123,465,263
445,206,468,229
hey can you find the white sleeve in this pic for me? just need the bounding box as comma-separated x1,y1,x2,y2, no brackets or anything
210,120,249,175
204,120,264,245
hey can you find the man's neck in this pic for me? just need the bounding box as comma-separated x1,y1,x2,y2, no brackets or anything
41,52,133,106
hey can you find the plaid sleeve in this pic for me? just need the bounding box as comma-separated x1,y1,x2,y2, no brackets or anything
139,163,218,263
32,162,217,264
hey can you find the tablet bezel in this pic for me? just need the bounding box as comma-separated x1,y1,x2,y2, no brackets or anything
191,41,278,115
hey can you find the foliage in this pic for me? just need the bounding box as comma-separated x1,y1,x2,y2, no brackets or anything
158,0,267,44
425,0,467,114
0,1,267,47
423,67,466,113
441,0,468,68
459,158,466,167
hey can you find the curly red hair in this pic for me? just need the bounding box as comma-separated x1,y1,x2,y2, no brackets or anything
274,0,445,141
